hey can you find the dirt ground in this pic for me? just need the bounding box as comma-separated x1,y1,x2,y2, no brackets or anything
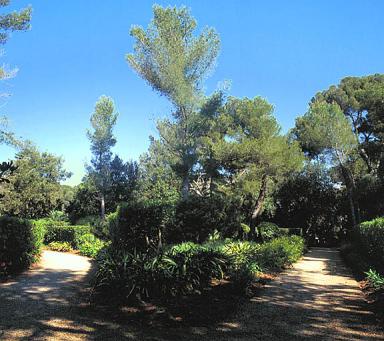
0,248,383,340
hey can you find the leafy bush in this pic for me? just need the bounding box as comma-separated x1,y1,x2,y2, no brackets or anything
75,215,100,226
93,243,230,302
355,217,384,271
165,242,229,294
76,233,106,257
48,241,73,252
48,210,69,222
257,222,285,242
169,195,243,243
257,236,305,270
0,216,41,276
109,200,173,251
92,235,305,303
365,269,384,290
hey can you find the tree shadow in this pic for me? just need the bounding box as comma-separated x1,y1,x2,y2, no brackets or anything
0,248,383,340
207,248,384,340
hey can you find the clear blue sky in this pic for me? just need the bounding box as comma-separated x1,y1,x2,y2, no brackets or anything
0,0,383,185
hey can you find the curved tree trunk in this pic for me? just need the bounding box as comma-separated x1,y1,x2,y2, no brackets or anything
100,193,105,221
181,173,190,200
251,174,268,238
340,165,360,228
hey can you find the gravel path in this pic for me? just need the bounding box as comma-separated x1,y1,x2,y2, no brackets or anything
207,248,384,340
0,248,383,340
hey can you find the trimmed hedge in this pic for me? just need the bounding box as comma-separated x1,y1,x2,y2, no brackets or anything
1,216,43,276
33,219,90,247
355,217,384,269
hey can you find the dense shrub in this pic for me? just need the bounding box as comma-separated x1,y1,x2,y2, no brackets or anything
93,243,230,302
256,222,285,242
92,235,305,303
272,167,347,246
47,210,69,222
169,195,243,243
365,269,384,290
48,241,73,252
38,219,90,247
76,233,106,257
354,217,384,272
0,216,42,276
257,236,305,270
109,200,173,251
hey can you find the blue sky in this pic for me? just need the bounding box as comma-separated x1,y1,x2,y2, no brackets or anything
0,0,383,185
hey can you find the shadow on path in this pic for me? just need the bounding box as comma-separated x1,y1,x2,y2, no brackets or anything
1,248,383,340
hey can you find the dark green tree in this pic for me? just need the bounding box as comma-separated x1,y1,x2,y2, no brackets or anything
214,97,304,229
0,143,71,218
87,96,118,220
127,5,220,199
293,100,360,226
314,74,384,175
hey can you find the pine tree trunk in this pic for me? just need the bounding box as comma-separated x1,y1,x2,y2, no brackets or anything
340,165,360,228
100,193,105,221
250,174,268,239
252,174,268,221
181,174,190,200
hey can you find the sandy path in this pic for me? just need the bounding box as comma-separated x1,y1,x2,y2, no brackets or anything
0,251,148,340
0,248,383,340
206,248,384,340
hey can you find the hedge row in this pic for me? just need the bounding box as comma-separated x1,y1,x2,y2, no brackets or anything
32,218,106,257
353,217,384,272
0,216,45,276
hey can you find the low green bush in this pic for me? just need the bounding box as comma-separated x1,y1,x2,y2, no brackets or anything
0,216,42,276
93,243,230,302
257,222,285,242
92,235,305,303
365,269,384,290
257,236,305,270
76,233,106,257
48,241,73,252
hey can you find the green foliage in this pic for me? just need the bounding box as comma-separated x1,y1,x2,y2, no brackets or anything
109,200,173,251
76,233,105,258
213,96,304,222
365,269,384,290
257,222,285,242
67,183,99,223
48,241,73,252
93,244,229,302
355,217,384,270
38,219,90,247
127,5,220,199
127,5,220,109
315,74,384,175
48,210,69,222
92,235,305,303
272,163,346,245
0,143,71,218
87,95,118,219
0,216,40,276
169,195,243,243
256,236,305,270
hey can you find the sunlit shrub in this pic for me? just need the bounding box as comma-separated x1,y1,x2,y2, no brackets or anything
75,233,106,257
48,241,73,252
